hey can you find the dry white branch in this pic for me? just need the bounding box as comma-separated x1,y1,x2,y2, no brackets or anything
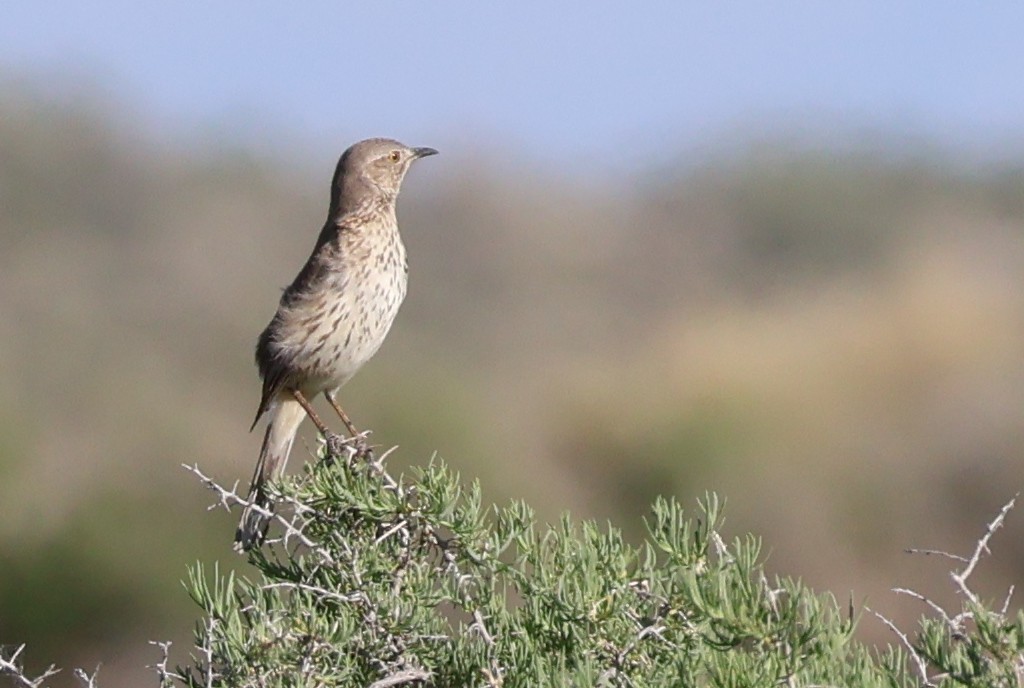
870,610,934,687
1001,585,1015,616
72,666,100,688
891,587,954,628
0,645,61,688
148,640,185,686
181,463,337,564
952,493,1017,604
375,519,410,545
883,493,1020,682
366,668,431,688
199,617,217,688
262,581,362,604
469,609,496,646
903,548,969,563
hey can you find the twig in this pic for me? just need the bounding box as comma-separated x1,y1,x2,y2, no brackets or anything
366,668,431,688
148,641,184,686
891,588,954,627
200,617,216,688
375,519,410,545
72,666,100,687
181,463,336,564
262,581,362,604
952,494,1017,604
0,645,61,688
469,609,496,646
468,609,503,685
903,548,968,563
1001,585,1015,616
870,610,934,687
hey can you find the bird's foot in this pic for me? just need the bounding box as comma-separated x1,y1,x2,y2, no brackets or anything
352,433,376,461
324,431,375,463
323,431,351,465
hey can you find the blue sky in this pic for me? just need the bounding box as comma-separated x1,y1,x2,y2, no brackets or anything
2,2,1023,170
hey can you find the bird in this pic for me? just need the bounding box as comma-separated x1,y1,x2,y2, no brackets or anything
235,137,438,551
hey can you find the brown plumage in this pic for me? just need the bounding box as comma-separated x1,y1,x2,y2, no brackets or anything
235,138,437,551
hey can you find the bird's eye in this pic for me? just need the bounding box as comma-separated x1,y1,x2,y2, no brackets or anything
388,150,401,163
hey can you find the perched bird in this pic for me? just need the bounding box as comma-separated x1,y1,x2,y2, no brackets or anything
235,138,437,551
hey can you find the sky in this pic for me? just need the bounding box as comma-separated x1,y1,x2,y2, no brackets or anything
2,2,1024,171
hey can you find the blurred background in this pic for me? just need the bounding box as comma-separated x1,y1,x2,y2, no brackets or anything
2,3,1023,685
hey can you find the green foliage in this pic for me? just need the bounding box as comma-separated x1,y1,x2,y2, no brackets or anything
915,605,1024,686
2,451,1022,687
171,447,920,688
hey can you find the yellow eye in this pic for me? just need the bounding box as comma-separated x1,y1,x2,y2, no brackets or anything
388,150,401,163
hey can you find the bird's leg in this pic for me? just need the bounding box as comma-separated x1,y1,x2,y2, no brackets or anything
324,391,373,460
291,389,331,437
324,391,360,438
292,390,354,466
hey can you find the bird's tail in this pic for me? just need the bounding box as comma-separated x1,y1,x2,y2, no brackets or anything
234,398,305,551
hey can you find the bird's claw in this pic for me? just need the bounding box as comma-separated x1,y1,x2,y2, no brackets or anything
324,431,375,463
353,435,375,461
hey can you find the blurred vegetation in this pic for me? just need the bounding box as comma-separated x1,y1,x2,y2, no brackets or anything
1,78,1023,686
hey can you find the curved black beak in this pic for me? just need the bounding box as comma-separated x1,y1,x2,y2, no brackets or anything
412,146,439,159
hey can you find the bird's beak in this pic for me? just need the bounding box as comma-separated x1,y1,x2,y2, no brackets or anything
412,147,439,159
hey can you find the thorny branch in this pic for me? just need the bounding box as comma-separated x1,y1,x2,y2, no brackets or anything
14,429,1018,688
182,462,336,564
0,645,61,688
72,667,101,688
952,493,1017,604
366,668,432,688
148,641,184,687
183,437,455,687
871,610,934,687
873,493,1020,686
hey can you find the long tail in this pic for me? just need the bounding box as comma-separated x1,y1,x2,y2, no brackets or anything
234,398,305,551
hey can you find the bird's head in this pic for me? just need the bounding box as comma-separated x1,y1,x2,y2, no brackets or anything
331,138,437,213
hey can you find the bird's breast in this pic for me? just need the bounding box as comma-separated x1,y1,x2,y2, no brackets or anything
273,235,407,391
